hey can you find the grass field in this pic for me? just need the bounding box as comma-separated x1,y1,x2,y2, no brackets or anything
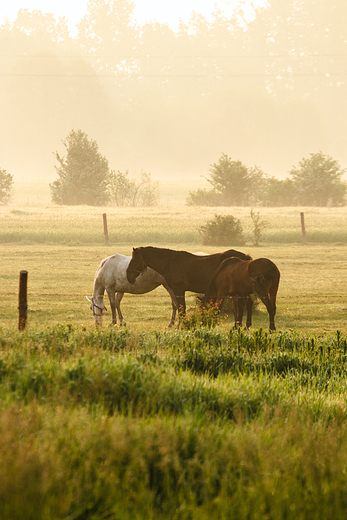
1,204,347,519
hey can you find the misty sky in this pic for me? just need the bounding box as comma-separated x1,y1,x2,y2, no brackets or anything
1,0,347,199
0,0,263,30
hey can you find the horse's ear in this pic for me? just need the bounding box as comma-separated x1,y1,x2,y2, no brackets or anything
86,296,92,302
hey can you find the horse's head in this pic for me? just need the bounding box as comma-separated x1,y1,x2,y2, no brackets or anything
86,296,107,326
126,248,147,284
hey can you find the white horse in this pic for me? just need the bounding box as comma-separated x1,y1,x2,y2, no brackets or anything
87,253,178,327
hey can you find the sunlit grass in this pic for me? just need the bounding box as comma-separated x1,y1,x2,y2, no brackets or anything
2,205,347,245
1,326,347,518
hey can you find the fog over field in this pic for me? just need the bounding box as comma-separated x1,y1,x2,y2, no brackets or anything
1,0,347,198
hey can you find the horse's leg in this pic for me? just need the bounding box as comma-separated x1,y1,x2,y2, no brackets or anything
106,289,117,326
168,299,178,328
237,297,245,328
245,296,253,329
175,293,186,328
115,292,125,326
231,296,239,329
260,296,276,331
162,283,179,328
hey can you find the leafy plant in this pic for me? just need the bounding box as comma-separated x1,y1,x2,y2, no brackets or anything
250,209,268,246
199,214,245,246
180,302,223,330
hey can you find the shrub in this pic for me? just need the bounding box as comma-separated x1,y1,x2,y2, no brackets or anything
199,214,245,246
108,170,159,207
181,302,222,330
186,188,221,206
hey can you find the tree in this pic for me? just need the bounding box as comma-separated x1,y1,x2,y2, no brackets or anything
187,154,268,206
264,177,296,206
77,0,137,76
0,168,14,205
207,154,251,205
289,152,346,206
50,129,110,205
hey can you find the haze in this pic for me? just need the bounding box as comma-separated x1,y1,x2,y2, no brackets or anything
0,0,346,200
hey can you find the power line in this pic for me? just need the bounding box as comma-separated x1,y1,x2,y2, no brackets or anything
1,72,346,78
1,53,347,59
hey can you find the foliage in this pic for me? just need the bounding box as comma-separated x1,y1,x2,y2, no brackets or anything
188,151,347,207
199,213,245,246
289,151,347,206
187,155,266,207
250,209,268,246
50,129,110,206
186,188,222,206
264,177,297,206
108,170,159,207
180,302,223,330
0,168,14,205
206,153,259,206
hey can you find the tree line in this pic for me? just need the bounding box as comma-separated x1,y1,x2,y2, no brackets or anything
1,0,347,182
1,130,345,207
187,152,347,207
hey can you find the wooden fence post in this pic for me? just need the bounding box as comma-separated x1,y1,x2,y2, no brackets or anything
103,213,109,246
18,270,28,331
300,212,306,245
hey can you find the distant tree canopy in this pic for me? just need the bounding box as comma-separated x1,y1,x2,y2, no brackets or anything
50,129,110,205
289,152,346,206
0,168,14,205
187,152,347,207
1,0,347,181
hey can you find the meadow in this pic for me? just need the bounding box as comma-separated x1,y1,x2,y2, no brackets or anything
1,203,347,519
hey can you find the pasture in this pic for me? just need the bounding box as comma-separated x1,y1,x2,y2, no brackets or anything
1,204,347,519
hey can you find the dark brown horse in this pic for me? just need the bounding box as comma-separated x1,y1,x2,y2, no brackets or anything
126,246,252,324
203,257,280,331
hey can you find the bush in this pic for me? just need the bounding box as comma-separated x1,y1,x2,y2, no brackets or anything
181,302,222,330
108,170,159,207
199,214,245,246
186,188,221,206
0,168,14,205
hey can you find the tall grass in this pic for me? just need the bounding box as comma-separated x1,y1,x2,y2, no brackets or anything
2,205,347,245
1,325,347,518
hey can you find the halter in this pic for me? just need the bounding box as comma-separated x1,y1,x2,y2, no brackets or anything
91,297,107,316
